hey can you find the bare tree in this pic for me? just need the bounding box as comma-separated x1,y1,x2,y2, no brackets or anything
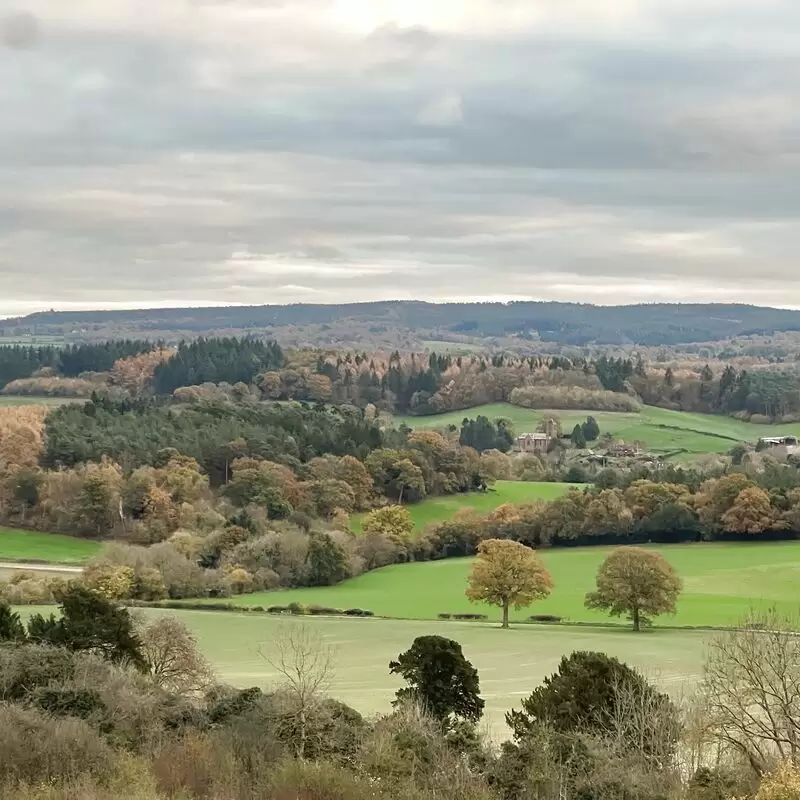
259,621,336,759
605,671,681,771
139,616,214,695
702,609,800,775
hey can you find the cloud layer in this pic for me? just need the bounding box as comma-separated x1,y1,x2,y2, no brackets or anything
2,0,800,315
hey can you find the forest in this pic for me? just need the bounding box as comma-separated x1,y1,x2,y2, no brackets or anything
8,300,800,345
4,335,800,424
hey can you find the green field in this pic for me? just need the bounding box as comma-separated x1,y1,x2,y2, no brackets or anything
351,481,579,533
394,403,800,457
0,396,77,407
226,542,800,628
117,609,710,736
0,528,101,564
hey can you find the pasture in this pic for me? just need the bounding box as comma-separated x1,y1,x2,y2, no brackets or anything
350,480,579,533
227,541,800,628
393,402,800,457
0,396,76,407
0,527,101,564
133,608,708,737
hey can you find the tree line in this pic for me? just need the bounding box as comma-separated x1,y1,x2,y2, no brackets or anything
408,472,800,564
0,340,154,389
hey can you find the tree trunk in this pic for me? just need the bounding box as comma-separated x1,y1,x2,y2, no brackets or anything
298,705,306,760
632,606,640,632
502,600,510,629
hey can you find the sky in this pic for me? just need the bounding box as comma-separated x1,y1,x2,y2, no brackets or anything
2,0,800,317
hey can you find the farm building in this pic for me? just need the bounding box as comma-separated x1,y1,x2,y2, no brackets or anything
758,435,798,455
515,432,551,453
606,442,642,457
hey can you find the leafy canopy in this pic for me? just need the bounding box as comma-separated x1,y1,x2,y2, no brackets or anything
585,546,682,631
466,539,553,628
389,635,484,725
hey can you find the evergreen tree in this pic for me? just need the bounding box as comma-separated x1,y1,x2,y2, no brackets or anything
390,635,484,726
0,602,26,642
27,585,147,670
570,425,587,448
581,416,600,442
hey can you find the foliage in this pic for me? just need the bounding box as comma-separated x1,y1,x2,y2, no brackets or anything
459,416,514,453
0,601,26,641
43,399,384,473
306,533,351,587
389,635,484,725
466,539,553,628
27,585,147,670
506,650,678,759
756,762,800,800
585,546,682,630
151,337,284,394
0,340,153,389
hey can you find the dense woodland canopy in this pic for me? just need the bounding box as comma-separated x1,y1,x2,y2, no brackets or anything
1,334,800,422
0,340,153,389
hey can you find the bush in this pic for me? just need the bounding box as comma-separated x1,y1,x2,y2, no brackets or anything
287,602,306,615
529,614,562,623
267,606,289,614
343,608,374,617
452,613,487,621
306,605,344,616
0,704,114,784
438,613,452,619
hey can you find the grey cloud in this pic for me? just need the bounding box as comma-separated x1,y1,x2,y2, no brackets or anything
3,1,800,313
1,12,41,49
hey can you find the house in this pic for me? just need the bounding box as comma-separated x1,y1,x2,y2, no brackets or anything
515,417,559,454
758,436,798,455
606,442,642,458
515,432,551,454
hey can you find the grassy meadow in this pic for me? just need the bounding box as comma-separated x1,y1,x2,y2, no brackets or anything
0,396,77,407
0,527,101,564
119,609,709,737
350,480,579,533
394,402,800,457
225,541,800,628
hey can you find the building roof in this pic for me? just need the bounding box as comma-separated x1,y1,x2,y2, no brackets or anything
516,432,550,440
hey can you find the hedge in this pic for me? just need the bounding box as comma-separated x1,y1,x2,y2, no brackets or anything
529,614,562,623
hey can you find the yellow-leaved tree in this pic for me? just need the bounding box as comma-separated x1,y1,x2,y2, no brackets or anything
585,546,681,631
466,539,553,629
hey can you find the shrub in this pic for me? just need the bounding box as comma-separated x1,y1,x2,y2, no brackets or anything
287,602,306,615
343,608,374,617
0,704,114,784
267,606,289,614
529,614,563,623
452,613,487,621
306,605,343,616
438,613,453,620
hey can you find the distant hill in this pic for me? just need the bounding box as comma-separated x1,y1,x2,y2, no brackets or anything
4,301,800,346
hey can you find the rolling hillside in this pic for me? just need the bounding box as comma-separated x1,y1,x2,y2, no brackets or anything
394,403,800,457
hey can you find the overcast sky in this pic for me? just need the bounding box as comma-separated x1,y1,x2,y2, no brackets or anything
2,0,800,317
